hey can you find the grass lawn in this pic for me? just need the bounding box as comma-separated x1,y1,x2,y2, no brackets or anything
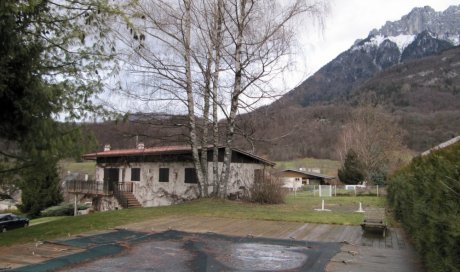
58,160,96,175
29,216,68,226
0,193,387,247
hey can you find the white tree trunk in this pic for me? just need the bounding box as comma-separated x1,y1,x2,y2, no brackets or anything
183,0,205,196
212,0,224,196
220,0,246,198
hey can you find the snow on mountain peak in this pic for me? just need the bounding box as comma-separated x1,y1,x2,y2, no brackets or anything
352,34,415,53
388,34,417,51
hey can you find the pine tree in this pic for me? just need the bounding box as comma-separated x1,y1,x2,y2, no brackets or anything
338,149,365,185
19,163,63,218
0,0,113,215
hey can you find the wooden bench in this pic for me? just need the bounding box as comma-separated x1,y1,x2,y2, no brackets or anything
361,208,387,237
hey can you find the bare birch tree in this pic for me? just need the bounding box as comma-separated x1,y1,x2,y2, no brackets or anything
189,0,226,196
111,0,326,198
110,0,210,196
211,0,224,196
218,0,325,196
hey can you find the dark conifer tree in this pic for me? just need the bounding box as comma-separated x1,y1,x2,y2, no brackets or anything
338,149,365,184
0,0,113,216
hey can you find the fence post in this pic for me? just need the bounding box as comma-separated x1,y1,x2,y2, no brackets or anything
377,185,379,197
334,185,337,197
354,186,357,197
74,194,78,216
294,181,297,198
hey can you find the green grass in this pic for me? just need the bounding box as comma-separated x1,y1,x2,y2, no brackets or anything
29,216,69,226
0,194,387,247
58,160,96,175
275,157,341,176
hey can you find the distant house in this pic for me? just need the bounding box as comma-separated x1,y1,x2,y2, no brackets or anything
65,144,274,211
421,136,460,156
278,169,335,189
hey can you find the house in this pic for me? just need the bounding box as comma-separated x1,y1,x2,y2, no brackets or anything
421,136,460,156
65,144,274,211
278,169,335,189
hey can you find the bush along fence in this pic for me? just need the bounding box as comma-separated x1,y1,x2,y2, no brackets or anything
388,142,460,272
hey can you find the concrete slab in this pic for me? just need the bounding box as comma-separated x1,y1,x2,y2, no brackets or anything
124,215,425,272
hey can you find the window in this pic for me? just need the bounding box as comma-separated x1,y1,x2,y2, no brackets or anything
159,168,169,183
184,168,198,184
131,168,141,181
254,169,263,182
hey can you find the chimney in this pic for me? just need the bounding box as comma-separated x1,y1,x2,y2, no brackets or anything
104,144,111,151
137,142,145,150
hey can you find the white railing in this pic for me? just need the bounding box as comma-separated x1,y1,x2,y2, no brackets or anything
298,184,386,197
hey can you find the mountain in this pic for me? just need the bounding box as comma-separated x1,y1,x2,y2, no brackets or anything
234,5,460,160
370,5,460,40
278,5,460,108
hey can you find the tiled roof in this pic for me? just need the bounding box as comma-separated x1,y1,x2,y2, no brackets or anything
83,145,275,166
83,145,192,159
280,169,334,179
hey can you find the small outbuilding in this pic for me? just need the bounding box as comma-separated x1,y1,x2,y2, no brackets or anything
279,169,335,189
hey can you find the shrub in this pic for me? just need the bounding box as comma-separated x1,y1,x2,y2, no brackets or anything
41,203,90,217
249,173,286,204
388,142,460,272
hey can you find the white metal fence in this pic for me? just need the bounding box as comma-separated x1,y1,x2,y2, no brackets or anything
289,184,386,197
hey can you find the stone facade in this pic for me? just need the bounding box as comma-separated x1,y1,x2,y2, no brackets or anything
94,161,267,208
80,146,274,210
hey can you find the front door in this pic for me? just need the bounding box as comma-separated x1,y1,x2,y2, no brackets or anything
104,168,119,192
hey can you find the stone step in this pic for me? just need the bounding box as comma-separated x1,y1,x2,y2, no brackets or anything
117,191,142,208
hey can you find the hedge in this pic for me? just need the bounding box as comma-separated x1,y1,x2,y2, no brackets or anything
388,142,460,272
41,203,90,217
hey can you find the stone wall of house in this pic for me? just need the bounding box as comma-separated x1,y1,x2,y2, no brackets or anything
93,195,121,211
94,161,268,207
213,162,267,198
134,161,200,207
281,177,303,189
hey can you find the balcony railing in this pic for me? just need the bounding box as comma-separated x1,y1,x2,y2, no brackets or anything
64,180,111,196
64,180,135,197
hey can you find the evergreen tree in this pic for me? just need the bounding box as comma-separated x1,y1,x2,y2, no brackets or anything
19,162,63,218
0,0,114,215
338,149,365,184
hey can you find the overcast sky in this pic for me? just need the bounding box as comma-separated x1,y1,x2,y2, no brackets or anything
286,0,459,90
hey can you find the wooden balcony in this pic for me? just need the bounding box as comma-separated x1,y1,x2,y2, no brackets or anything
64,180,111,196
